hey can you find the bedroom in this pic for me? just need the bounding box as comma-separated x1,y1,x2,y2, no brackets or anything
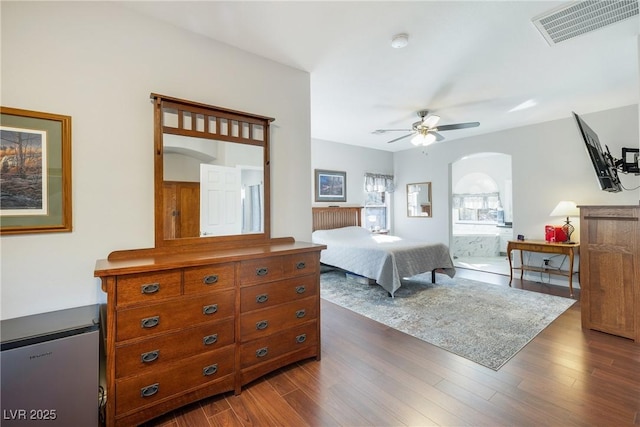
1,1,639,425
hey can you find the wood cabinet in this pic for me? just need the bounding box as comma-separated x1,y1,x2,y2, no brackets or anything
579,205,639,342
95,240,324,426
163,181,200,239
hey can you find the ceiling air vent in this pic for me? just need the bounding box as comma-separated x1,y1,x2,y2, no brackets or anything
532,0,638,46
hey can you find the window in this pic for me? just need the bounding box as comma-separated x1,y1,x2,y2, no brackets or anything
453,192,503,224
363,173,394,231
364,191,389,230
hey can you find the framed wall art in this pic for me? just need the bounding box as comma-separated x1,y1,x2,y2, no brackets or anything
0,107,72,235
314,169,346,202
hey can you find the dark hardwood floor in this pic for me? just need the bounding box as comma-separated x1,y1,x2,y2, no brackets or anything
144,269,640,426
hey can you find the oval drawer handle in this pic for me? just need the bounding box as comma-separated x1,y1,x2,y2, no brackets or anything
203,304,218,315
295,286,306,294
296,262,306,270
203,364,218,376
140,316,160,329
140,383,159,398
256,347,268,358
203,274,219,285
296,334,307,344
256,293,269,304
141,283,160,294
295,309,306,319
256,267,268,276
140,350,159,363
203,334,218,346
256,320,268,330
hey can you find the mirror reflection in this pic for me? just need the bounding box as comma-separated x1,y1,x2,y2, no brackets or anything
163,134,264,238
407,182,432,217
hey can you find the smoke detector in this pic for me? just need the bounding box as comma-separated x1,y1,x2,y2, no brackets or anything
391,33,409,49
532,0,638,46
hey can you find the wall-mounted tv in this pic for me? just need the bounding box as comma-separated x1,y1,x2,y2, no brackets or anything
572,112,622,193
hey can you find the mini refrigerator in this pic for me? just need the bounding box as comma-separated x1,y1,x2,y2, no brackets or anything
1,304,100,426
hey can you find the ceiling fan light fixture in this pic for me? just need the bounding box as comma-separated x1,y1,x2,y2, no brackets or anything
411,132,436,146
391,33,409,49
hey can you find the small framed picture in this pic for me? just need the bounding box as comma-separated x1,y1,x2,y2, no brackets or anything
314,169,346,202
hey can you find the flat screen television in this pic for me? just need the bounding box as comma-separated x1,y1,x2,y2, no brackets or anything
572,112,622,193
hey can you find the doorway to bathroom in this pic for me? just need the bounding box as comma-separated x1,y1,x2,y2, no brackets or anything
451,153,513,275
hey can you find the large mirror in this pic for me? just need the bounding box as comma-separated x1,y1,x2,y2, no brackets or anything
152,93,274,248
407,182,432,217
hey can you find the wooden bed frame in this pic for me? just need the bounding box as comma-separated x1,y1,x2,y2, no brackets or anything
311,206,440,286
312,206,362,231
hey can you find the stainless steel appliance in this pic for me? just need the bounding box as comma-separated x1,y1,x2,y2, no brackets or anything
1,304,100,426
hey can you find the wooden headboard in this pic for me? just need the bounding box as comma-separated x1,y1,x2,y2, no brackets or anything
312,207,362,231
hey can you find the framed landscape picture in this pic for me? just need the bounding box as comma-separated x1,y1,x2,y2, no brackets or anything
314,169,346,202
0,107,72,234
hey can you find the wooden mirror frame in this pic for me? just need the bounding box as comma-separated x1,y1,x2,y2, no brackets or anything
407,182,432,217
152,93,275,248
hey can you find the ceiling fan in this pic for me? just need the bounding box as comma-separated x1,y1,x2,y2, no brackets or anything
374,110,480,146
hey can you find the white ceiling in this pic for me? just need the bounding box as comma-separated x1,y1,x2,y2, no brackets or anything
122,1,639,152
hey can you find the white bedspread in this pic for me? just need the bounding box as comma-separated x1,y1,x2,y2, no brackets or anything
312,226,455,296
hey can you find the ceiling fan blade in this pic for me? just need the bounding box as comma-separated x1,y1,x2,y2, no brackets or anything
436,122,480,131
423,114,441,128
432,131,445,142
373,128,412,134
386,133,414,144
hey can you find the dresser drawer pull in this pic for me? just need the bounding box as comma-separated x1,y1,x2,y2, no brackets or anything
255,267,269,276
296,334,307,344
141,316,160,329
141,283,160,294
140,383,159,398
203,334,218,346
296,262,306,270
203,364,218,376
295,309,306,319
256,347,268,358
203,304,218,315
256,320,269,330
203,274,219,285
256,294,269,303
140,350,159,363
295,286,306,294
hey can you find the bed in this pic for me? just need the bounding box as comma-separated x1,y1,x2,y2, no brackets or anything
312,207,456,296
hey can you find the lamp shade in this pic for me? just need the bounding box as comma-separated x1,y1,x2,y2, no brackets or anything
549,200,580,217
410,132,436,146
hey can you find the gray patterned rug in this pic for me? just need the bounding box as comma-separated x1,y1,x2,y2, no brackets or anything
320,270,575,370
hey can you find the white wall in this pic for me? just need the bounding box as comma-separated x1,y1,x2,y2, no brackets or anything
0,2,312,320
311,138,393,208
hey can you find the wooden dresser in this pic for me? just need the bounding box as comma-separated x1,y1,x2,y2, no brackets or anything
579,205,639,342
95,239,325,426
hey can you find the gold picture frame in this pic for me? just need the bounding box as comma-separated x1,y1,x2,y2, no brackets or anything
0,107,72,234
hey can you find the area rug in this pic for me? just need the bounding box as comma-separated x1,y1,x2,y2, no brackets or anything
320,270,575,370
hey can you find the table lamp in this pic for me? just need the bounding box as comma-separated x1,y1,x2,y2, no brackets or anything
549,201,580,243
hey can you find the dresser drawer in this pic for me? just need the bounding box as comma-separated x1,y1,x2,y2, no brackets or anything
240,297,317,342
239,256,284,285
241,275,317,312
240,321,317,368
184,262,235,295
115,318,234,378
116,270,181,307
115,346,234,416
283,252,318,277
116,290,235,342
